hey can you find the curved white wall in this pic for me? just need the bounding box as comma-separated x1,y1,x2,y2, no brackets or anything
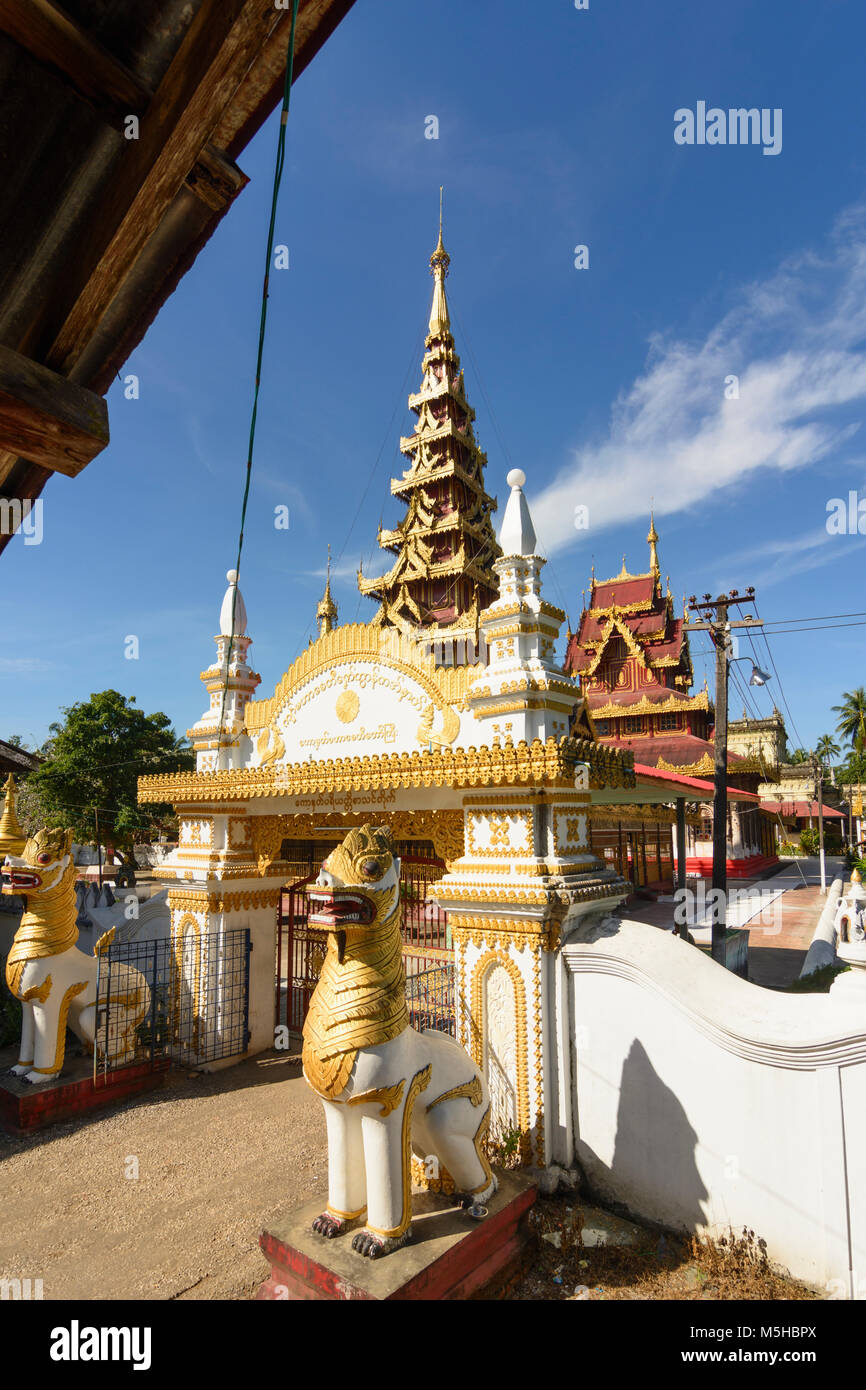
563,918,866,1294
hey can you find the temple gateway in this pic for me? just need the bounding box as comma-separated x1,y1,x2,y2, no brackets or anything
140,226,696,1166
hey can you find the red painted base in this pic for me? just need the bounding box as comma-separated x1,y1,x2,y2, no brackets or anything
0,1057,169,1132
686,854,779,880
257,1171,537,1301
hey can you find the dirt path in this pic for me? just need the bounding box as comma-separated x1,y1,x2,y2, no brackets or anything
0,1050,327,1301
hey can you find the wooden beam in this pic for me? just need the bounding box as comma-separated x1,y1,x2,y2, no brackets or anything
0,0,150,126
184,143,248,213
40,0,284,376
0,344,108,476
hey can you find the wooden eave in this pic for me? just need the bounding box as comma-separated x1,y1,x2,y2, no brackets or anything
0,0,357,554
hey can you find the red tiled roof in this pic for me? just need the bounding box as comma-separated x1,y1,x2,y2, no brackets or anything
762,800,845,819
634,763,759,802
566,579,687,680
606,734,747,768
591,576,655,609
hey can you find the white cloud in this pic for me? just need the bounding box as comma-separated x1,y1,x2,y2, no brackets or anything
0,657,54,674
530,204,866,556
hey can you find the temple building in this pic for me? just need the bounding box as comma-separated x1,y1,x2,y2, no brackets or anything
564,522,780,883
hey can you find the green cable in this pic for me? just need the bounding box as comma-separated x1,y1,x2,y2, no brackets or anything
217,0,301,755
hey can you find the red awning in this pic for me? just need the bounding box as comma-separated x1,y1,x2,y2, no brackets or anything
761,800,845,819
634,763,760,802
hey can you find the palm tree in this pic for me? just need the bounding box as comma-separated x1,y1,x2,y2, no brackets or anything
833,687,866,752
816,734,841,785
789,748,810,764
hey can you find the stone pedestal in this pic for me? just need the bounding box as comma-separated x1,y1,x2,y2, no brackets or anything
256,1171,536,1301
0,1055,169,1132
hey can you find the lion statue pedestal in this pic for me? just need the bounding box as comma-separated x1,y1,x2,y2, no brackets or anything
302,824,497,1259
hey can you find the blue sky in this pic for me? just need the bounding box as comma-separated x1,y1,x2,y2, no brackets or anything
4,0,866,757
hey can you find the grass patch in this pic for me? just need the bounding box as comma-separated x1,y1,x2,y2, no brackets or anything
787,963,850,993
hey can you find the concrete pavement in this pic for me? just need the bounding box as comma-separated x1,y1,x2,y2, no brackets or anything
624,856,845,989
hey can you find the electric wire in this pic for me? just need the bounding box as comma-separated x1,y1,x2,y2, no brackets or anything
216,0,300,749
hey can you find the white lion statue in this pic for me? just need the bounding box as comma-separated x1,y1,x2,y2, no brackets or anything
2,826,149,1084
302,823,497,1258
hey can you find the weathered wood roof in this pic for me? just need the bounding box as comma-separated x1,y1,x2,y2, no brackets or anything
0,0,357,554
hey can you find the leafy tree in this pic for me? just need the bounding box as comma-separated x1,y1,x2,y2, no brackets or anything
839,751,866,786
789,748,810,764
15,776,47,837
27,691,192,876
833,687,866,752
816,734,841,785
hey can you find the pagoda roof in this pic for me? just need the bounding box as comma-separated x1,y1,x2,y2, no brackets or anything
565,527,692,687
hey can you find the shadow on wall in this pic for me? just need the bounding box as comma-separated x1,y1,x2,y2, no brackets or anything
607,1038,709,1233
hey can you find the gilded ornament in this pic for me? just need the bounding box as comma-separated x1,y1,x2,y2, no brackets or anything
336,689,360,724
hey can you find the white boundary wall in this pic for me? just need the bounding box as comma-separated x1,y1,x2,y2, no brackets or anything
562,917,866,1295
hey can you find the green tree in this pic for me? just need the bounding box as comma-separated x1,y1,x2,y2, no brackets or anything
28,691,192,878
816,734,841,786
837,751,866,786
833,687,866,752
789,748,810,764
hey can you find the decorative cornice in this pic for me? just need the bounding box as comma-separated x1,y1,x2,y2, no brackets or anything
139,735,636,805
656,753,715,776
591,691,710,719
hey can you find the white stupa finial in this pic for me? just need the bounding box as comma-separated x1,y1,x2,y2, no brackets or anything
219,567,248,637
498,469,537,557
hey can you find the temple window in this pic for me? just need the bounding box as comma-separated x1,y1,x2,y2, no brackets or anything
623,716,643,734
660,713,679,730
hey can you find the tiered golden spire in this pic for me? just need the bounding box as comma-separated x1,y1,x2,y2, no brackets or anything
0,773,26,857
428,186,451,337
358,196,500,633
316,545,338,638
647,511,660,578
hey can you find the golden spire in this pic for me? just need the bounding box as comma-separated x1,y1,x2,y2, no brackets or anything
0,773,26,857
647,511,660,577
316,545,338,638
428,186,451,337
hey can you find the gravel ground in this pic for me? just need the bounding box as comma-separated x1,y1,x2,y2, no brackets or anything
0,1049,327,1301
0,1052,824,1303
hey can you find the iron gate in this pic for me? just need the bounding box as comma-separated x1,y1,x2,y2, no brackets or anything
275,851,455,1039
94,928,250,1080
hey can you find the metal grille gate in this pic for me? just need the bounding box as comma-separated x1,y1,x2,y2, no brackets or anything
95,928,251,1080
276,851,455,1039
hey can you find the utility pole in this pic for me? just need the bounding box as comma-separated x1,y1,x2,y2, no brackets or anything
811,753,827,892
95,804,103,890
685,587,762,967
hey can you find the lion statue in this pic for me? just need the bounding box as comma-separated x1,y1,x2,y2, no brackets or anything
2,827,150,1084
302,823,497,1259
